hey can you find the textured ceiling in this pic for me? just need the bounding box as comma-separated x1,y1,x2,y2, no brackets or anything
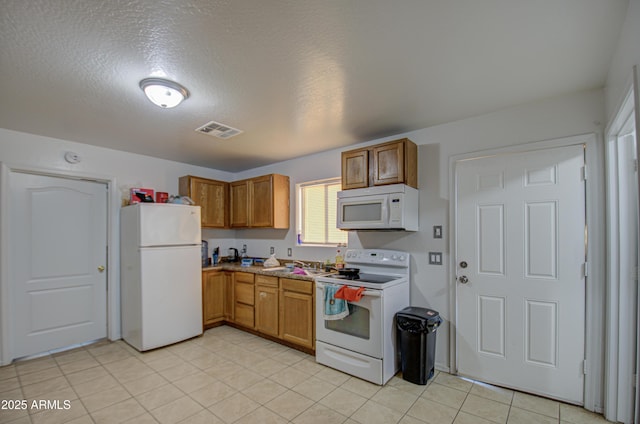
0,0,630,171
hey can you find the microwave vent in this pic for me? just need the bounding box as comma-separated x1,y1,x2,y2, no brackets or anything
195,120,243,139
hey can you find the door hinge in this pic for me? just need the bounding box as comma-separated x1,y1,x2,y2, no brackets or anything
634,159,638,173
581,166,587,181
583,262,589,277
583,359,588,375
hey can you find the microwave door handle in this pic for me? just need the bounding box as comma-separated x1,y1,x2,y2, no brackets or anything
381,196,389,223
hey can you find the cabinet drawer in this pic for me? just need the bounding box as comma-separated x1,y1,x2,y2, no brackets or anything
281,278,313,295
235,272,255,284
235,303,254,328
235,282,254,305
255,275,278,287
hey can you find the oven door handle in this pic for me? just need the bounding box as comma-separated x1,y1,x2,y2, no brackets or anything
316,282,382,298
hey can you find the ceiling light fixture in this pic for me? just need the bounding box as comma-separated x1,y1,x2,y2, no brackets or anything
139,77,190,108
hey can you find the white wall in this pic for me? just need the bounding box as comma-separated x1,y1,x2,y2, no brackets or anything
231,88,605,370
0,128,234,196
605,0,640,121
0,128,235,345
0,127,238,244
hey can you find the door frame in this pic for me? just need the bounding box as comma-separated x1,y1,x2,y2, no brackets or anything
603,66,640,423
448,133,604,412
0,162,120,365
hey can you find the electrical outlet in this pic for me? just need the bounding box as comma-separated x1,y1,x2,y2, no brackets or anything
270,246,275,254
287,248,292,257
429,252,443,265
433,225,443,239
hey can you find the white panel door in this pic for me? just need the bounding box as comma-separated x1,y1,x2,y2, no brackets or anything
10,172,107,358
456,145,586,404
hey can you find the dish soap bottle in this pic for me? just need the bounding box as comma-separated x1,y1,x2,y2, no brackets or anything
335,244,345,269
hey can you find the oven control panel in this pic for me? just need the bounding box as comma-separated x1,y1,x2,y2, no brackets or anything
344,249,409,268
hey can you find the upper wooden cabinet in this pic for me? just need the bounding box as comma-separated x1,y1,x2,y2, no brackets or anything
341,149,369,190
229,180,249,228
341,138,418,189
179,176,229,228
230,174,290,229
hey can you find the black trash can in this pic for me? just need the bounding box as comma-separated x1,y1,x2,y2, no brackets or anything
396,306,442,385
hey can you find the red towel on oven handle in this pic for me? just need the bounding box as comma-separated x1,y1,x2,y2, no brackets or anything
334,285,366,302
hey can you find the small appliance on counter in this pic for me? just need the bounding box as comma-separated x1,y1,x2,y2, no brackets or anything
201,240,209,267
228,247,239,262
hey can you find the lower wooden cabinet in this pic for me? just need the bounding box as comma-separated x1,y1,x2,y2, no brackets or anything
202,270,225,328
224,271,234,321
234,272,255,328
204,271,315,351
255,275,279,337
280,278,314,350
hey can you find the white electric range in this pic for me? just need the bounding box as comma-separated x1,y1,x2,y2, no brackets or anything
315,249,410,385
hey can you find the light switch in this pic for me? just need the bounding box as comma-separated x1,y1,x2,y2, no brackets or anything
433,225,443,239
287,248,292,257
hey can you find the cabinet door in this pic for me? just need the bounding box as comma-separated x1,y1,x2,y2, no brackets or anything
256,284,279,337
230,180,249,227
234,303,254,328
342,149,369,189
179,176,228,228
203,271,225,326
224,272,234,321
280,290,314,349
235,281,254,305
250,175,273,227
372,141,404,186
197,179,227,228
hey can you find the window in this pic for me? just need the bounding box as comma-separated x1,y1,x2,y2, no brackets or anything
297,178,348,245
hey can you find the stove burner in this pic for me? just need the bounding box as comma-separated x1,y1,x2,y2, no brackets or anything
343,273,360,280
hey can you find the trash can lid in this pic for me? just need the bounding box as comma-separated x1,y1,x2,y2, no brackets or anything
396,306,440,320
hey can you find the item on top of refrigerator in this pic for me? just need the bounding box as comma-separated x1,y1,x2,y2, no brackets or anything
168,195,195,205
264,254,280,268
155,192,169,203
130,188,154,203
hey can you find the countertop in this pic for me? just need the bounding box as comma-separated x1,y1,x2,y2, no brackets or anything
201,264,324,281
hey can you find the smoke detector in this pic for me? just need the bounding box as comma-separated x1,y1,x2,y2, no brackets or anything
195,120,243,139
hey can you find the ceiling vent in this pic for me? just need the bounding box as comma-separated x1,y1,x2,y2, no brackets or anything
195,120,243,139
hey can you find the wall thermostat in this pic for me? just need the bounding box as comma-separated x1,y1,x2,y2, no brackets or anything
64,151,81,164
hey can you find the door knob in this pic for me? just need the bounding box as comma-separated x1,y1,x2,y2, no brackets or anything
98,265,105,272
458,275,469,284
459,261,468,269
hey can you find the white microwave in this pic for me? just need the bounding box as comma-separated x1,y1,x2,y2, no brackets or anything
337,184,419,231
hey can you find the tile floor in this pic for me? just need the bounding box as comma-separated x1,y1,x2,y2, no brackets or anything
0,326,611,424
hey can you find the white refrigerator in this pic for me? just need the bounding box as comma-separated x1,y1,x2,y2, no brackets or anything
120,203,203,351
